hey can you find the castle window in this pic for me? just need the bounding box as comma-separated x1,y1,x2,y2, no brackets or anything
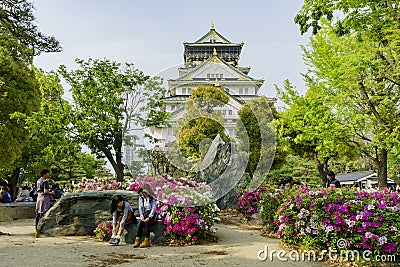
228,110,233,116
182,88,187,94
244,88,249,94
239,88,243,94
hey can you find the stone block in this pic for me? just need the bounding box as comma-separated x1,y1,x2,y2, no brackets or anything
124,219,166,244
0,202,36,222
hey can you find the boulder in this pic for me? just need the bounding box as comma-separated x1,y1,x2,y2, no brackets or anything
195,134,246,209
36,190,139,237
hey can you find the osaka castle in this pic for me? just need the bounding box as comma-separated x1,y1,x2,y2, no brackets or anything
152,23,272,147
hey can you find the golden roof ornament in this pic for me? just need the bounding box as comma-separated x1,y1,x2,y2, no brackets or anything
214,78,219,87
211,21,215,30
213,48,217,56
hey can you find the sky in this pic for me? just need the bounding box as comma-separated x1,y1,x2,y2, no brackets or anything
32,0,310,99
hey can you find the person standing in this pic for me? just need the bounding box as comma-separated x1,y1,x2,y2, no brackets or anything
35,169,55,229
325,171,341,188
133,184,158,248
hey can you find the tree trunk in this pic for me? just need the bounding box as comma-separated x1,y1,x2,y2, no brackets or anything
114,132,124,182
376,148,388,189
313,152,328,186
115,158,124,182
9,167,21,202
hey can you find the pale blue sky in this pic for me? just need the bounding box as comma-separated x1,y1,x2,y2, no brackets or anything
32,0,310,98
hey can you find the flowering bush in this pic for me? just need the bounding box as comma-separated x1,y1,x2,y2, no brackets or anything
93,220,112,241
71,175,219,245
72,177,125,192
129,175,219,244
237,185,265,221
258,183,291,231
275,187,400,259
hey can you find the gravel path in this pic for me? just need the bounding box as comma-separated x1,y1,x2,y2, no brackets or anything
0,218,330,267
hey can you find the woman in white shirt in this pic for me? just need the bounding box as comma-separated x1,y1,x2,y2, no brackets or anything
133,184,157,248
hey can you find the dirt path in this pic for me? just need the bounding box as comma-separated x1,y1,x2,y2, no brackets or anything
0,217,330,267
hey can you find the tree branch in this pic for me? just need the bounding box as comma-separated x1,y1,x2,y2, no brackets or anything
358,81,392,133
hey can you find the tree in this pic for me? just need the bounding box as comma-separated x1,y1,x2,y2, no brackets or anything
265,155,321,186
0,69,87,198
0,0,61,198
276,80,357,185
236,96,284,178
177,85,229,159
0,46,39,167
59,58,168,182
0,0,61,56
295,0,400,187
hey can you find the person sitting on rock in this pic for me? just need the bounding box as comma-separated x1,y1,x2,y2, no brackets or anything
109,195,137,245
133,184,158,248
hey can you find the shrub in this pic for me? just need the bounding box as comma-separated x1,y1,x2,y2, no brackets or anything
259,183,291,232
275,187,400,260
93,220,112,241
237,188,262,221
129,175,219,244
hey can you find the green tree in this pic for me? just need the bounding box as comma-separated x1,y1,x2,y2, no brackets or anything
0,0,61,198
0,69,88,195
177,85,229,159
295,0,400,187
0,47,39,166
0,0,61,56
276,80,357,185
59,58,167,181
236,96,284,178
265,155,321,186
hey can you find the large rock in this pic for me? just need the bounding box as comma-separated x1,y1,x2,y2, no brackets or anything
36,190,139,237
195,135,246,209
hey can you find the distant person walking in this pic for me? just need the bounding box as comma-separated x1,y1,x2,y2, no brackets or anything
325,171,341,188
35,169,55,229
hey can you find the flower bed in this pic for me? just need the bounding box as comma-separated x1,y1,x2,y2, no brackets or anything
129,175,219,244
275,187,400,259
